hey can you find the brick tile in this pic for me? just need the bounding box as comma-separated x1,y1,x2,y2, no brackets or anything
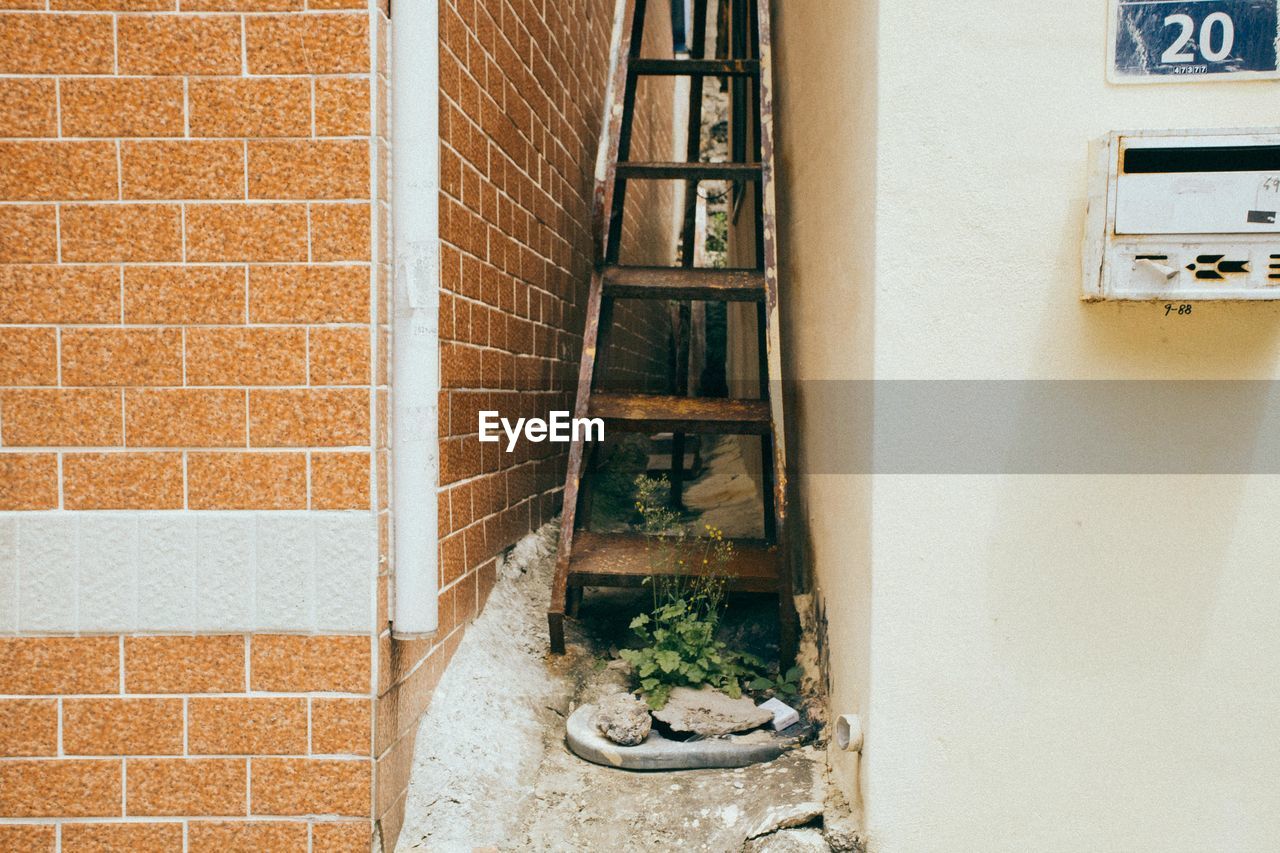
188,77,311,138
251,635,369,693
126,389,246,448
60,204,183,263
118,14,242,75
312,821,371,852
309,0,366,7
127,758,246,816
0,79,56,137
61,823,184,853
0,825,54,852
0,205,56,262
311,203,371,261
247,14,369,74
311,452,370,510
188,821,308,852
0,453,58,508
0,141,117,201
186,203,308,262
1,389,122,446
61,78,184,137
0,327,56,385
187,452,307,510
0,699,57,756
0,265,120,324
0,14,115,74
309,327,370,385
61,328,183,386
123,266,245,325
315,78,370,136
0,637,119,693
250,758,370,817
0,760,120,817
122,140,245,200
63,698,184,755
311,698,370,755
186,327,306,386
249,140,369,199
52,0,174,7
124,635,244,693
63,452,183,509
249,265,369,323
248,388,369,447
188,697,307,755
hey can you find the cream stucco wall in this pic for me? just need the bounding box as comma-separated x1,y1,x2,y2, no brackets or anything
776,1,1280,851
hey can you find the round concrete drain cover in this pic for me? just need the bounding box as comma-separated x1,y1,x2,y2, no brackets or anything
566,703,798,771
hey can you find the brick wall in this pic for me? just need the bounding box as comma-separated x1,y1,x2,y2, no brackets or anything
0,1,390,849
0,5,381,512
0,634,372,851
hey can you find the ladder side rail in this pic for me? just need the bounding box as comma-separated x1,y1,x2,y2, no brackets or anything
551,0,649,653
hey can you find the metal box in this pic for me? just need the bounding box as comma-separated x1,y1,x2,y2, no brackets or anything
1084,129,1280,300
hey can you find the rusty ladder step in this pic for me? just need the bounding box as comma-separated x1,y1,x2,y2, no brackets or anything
635,58,760,76
615,161,763,181
588,393,771,434
568,531,782,593
603,265,766,301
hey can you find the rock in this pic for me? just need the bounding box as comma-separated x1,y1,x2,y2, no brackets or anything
652,686,773,737
744,801,826,841
744,828,832,853
594,692,652,746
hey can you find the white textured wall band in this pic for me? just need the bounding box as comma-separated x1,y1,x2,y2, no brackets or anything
0,511,376,635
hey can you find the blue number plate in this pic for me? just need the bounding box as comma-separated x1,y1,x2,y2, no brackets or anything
1113,0,1280,81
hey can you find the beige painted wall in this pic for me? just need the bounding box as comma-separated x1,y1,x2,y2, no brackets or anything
776,1,1280,851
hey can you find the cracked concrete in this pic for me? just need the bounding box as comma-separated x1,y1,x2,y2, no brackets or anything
397,518,846,852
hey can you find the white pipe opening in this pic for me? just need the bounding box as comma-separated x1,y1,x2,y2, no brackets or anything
390,0,441,639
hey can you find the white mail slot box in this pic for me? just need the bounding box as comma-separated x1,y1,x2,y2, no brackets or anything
1084,129,1280,300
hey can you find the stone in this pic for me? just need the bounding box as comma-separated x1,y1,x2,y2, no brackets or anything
566,704,794,771
594,692,652,746
652,686,773,737
744,801,826,841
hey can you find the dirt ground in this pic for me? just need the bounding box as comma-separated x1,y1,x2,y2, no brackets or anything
397,438,860,852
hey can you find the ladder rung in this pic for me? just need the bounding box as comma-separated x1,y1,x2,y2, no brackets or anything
616,162,763,181
589,393,771,434
603,266,765,301
568,531,781,592
634,58,760,77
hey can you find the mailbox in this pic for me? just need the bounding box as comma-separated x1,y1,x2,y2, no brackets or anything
1084,129,1280,300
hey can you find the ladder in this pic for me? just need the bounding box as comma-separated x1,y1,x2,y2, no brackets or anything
548,0,795,662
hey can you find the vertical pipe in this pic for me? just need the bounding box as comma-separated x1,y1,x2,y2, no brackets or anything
390,0,441,639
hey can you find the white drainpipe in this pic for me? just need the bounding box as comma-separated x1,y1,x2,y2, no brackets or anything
390,0,441,639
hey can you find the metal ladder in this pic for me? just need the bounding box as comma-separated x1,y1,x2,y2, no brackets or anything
548,0,794,662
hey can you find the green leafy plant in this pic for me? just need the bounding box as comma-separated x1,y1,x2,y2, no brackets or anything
617,476,768,710
747,665,803,699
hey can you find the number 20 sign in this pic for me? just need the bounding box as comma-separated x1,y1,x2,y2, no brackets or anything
1110,0,1280,82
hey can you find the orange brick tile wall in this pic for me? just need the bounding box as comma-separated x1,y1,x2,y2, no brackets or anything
0,2,391,849
0,634,373,851
0,4,379,512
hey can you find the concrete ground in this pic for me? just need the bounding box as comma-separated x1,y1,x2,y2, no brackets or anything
397,439,861,852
